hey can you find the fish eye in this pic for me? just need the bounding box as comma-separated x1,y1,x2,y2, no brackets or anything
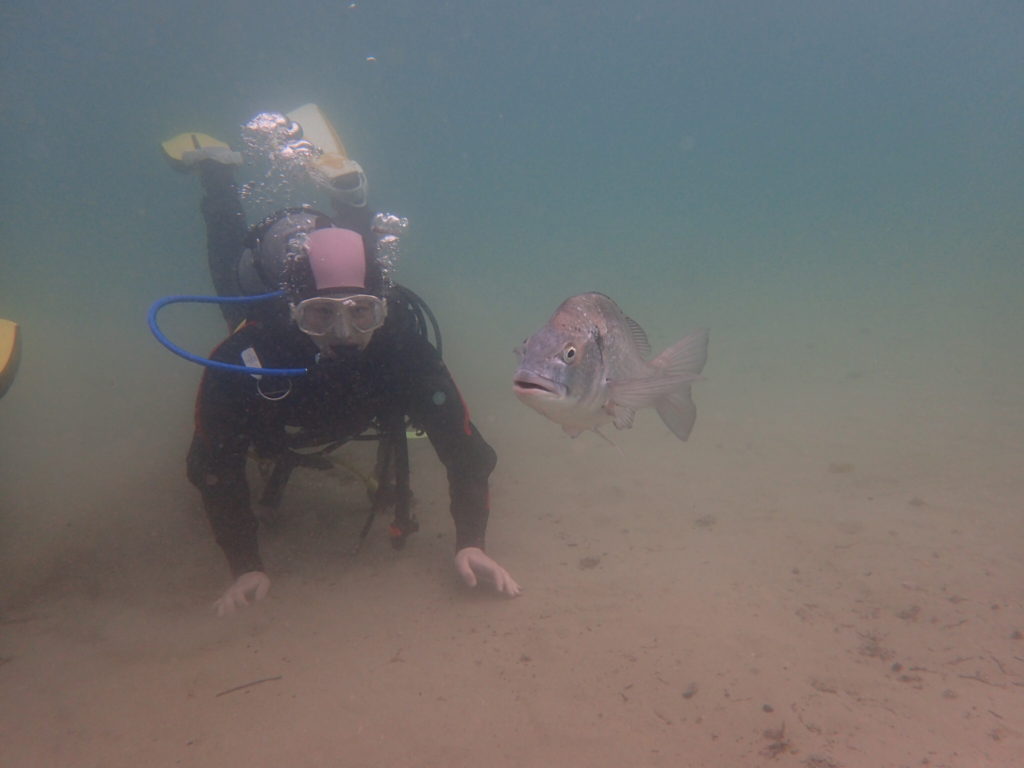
562,345,577,363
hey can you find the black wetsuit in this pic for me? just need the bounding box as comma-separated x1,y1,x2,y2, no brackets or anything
186,166,496,577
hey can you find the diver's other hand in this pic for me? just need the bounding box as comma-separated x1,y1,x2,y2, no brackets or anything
213,571,271,617
455,547,521,597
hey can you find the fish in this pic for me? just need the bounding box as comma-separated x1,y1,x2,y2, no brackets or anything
513,293,708,441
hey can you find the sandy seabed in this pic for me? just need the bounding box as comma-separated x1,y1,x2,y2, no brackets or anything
1,289,1022,768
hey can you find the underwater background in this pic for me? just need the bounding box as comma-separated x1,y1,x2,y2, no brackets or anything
1,2,1022,766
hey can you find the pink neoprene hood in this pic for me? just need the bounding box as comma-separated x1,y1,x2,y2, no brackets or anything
307,228,366,291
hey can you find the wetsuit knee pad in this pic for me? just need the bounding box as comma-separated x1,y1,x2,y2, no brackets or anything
465,433,498,480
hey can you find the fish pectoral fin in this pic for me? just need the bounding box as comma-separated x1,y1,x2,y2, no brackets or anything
562,425,586,438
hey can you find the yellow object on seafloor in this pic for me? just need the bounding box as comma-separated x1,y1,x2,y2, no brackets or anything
286,103,364,182
160,132,232,170
0,318,22,399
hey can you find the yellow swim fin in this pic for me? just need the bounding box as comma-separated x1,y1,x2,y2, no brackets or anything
161,132,236,172
0,318,22,399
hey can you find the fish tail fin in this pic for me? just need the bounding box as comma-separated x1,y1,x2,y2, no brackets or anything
649,328,709,379
607,330,709,439
655,386,698,440
651,329,708,441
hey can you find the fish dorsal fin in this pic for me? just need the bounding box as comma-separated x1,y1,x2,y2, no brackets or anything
625,316,651,358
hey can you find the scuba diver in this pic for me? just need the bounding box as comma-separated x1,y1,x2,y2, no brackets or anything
159,106,520,615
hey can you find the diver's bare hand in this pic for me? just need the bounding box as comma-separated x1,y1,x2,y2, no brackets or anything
455,547,521,597
213,571,271,617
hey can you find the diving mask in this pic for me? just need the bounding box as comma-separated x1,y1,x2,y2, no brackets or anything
292,294,387,337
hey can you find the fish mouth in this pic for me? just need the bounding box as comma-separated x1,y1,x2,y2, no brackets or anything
512,372,566,398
